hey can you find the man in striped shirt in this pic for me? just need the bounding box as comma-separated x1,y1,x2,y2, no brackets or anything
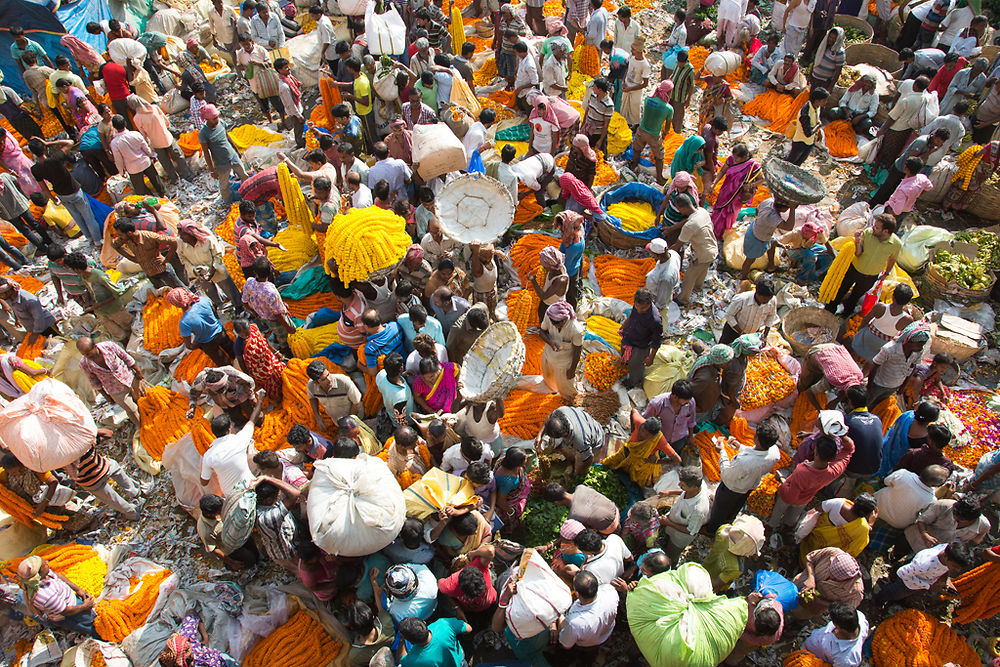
62,430,144,520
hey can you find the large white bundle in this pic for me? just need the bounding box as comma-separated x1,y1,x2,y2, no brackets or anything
365,2,406,55
0,378,96,472
286,32,322,88
307,455,405,556
505,550,573,640
108,38,148,66
412,124,466,181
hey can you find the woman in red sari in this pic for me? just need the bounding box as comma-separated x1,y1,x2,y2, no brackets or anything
233,317,286,402
710,143,762,239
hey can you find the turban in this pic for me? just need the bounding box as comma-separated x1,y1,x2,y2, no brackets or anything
165,287,200,309
539,246,565,271
17,556,44,597
405,244,425,263
545,300,576,322
178,220,211,243
655,79,674,102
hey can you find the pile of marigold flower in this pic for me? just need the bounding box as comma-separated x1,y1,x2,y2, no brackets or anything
584,351,626,390
0,469,68,529
945,390,1000,468
740,352,796,410
585,315,623,353
871,609,980,667
747,472,780,517
142,294,184,354
3,544,106,598
784,651,830,667
556,150,619,186
499,390,566,439
173,350,213,385
16,333,47,360
138,386,213,460
743,89,809,134
824,120,859,158
244,610,343,667
593,255,656,302
0,223,27,248
95,568,174,642
951,561,1000,624
4,273,44,293
323,208,410,286
522,334,545,375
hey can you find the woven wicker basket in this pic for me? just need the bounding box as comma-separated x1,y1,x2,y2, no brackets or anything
845,43,898,69
781,306,842,356
595,218,649,250
966,182,1000,222
436,173,515,244
763,159,827,205
475,20,494,37
836,15,874,44
459,321,526,402
922,262,997,304
930,325,981,362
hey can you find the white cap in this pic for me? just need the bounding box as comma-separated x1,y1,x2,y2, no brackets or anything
646,238,669,254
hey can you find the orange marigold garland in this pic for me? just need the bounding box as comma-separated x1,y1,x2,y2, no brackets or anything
746,473,780,517
284,292,342,320
871,608,980,667
142,294,184,354
0,469,68,529
173,350,213,385
592,255,655,302
0,223,28,248
499,390,565,439
584,351,626,391
743,89,809,135
784,650,831,667
522,334,545,376
16,333,47,360
244,610,343,667
740,352,796,410
510,234,590,285
95,568,173,642
951,561,1000,624
4,273,45,293
824,120,859,158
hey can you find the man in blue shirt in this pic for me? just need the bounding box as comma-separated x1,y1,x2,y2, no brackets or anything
360,309,405,376
836,384,884,495
397,305,446,352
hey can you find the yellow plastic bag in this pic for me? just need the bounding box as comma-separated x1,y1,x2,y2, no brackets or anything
642,345,696,400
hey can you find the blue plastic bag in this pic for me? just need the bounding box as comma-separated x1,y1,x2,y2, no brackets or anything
754,570,799,611
468,149,485,174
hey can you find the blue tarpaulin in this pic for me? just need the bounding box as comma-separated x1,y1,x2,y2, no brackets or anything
56,0,112,53
0,0,75,98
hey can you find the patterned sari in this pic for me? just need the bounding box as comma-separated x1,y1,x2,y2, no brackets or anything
236,324,285,402
711,157,761,238
493,453,531,532
412,361,459,412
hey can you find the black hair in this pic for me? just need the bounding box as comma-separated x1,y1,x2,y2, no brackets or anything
273,57,290,70
592,77,611,92
756,420,779,447
514,41,528,53
711,116,729,131
642,416,662,435
10,26,24,37
927,423,952,448
815,435,838,462
255,480,279,502
239,200,257,216
462,41,475,55
852,493,877,519
755,276,775,298
458,565,487,598
466,461,491,484
345,601,376,634
953,497,982,522
501,144,516,162
809,87,830,102
332,437,360,459
210,413,231,438
313,176,332,194
915,401,940,424
670,379,694,400
383,352,405,377
501,447,526,469
287,423,311,445
331,103,350,118
46,246,67,261
63,252,89,271
574,529,603,553
755,607,782,636
0,453,22,468
398,617,429,644
399,517,424,548
111,115,127,131
480,108,496,125
418,356,440,375
408,304,427,324
306,359,328,380
467,307,489,329
944,541,973,568
450,511,479,536
846,384,867,409
394,426,418,449
304,149,326,165
344,56,362,73
573,570,599,598
678,465,702,487
199,494,224,516
545,410,570,437
460,437,483,461
373,179,390,201
829,602,860,633
892,283,914,305
542,482,566,501
252,449,280,469
113,219,136,234
634,287,654,305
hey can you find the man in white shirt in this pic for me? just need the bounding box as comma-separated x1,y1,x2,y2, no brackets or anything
345,171,373,209
921,102,968,150
621,39,652,125
309,5,337,69
541,41,570,97
199,392,265,497
937,0,975,51
781,0,817,57
750,34,782,85
874,465,948,529
939,58,987,115
250,2,285,51
208,0,239,64
440,437,493,476
658,466,711,562
721,277,779,345
802,604,870,667
905,497,991,552
557,572,619,649
613,6,640,51
585,0,610,47
511,152,556,199
644,238,681,310
948,16,987,57
576,529,635,587
462,109,496,163
874,541,971,604
704,419,782,535
833,74,880,135
513,41,539,112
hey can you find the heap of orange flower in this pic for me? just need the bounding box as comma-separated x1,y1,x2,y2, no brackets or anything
593,255,655,302
790,392,827,448
513,194,543,227
0,223,27,248
95,568,174,642
477,96,516,121
142,294,184,354
951,561,1000,624
844,314,864,340
824,120,859,158
0,469,68,529
4,273,44,293
945,390,1000,469
3,544,107,598
584,351,626,391
870,609,980,667
244,610,343,667
746,472,780,516
556,150,619,186
137,386,214,459
522,334,545,376
784,650,830,667
662,130,687,164
16,333,46,360
173,350,213,385
473,57,498,85
499,390,566,439
740,352,796,410
743,89,809,134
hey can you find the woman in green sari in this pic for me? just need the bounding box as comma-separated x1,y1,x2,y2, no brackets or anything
670,134,706,181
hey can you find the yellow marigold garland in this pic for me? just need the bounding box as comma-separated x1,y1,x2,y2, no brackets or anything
244,610,343,667
506,289,539,336
592,255,655,302
473,57,498,85
499,390,565,439
871,608,980,667
142,294,184,354
95,568,173,642
606,202,657,232
322,208,410,286
284,292,342,320
739,352,796,410
819,240,855,303
952,144,985,190
585,315,623,353
584,351,626,391
16,333,47,360
2,544,107,599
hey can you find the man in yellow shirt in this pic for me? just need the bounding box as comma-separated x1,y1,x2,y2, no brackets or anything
335,57,374,151
825,213,902,317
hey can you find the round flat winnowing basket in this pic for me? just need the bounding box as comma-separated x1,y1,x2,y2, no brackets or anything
763,159,828,205
436,173,516,244
459,321,526,402
845,43,898,69
781,306,842,356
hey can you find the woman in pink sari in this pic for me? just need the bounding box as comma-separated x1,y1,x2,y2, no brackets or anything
412,356,461,413
710,143,762,239
58,82,99,132
0,128,41,196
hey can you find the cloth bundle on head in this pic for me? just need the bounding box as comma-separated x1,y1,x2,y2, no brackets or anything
572,134,596,162
17,556,43,596
405,244,425,263
722,515,765,556
689,344,735,376
165,287,200,309
560,518,585,540
667,171,699,204
200,104,220,121
547,18,568,36
800,220,824,240
655,79,674,102
539,246,565,270
178,220,211,242
829,552,861,580
819,410,848,437
730,334,763,356
555,210,584,245
546,300,576,322
390,118,406,129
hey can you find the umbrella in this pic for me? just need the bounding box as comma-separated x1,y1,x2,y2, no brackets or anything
403,467,479,519
0,378,96,472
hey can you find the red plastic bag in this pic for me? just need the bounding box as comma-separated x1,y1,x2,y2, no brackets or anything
861,278,884,315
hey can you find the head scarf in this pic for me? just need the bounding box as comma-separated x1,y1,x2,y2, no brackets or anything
895,320,931,346
572,134,597,162
655,79,674,102
185,38,199,50
178,220,211,243
560,518,585,540
848,74,876,93
546,300,576,322
530,95,559,126
60,35,103,68
405,244,425,263
205,371,229,392
688,344,734,377
828,552,861,580
165,634,191,663
18,557,44,597
547,17,568,36
385,565,418,598
667,170,700,205
671,135,707,177
555,210,584,245
800,220,824,240
815,27,846,68
730,333,763,356
165,287,200,309
819,410,849,437
200,104,220,121
539,246,565,271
